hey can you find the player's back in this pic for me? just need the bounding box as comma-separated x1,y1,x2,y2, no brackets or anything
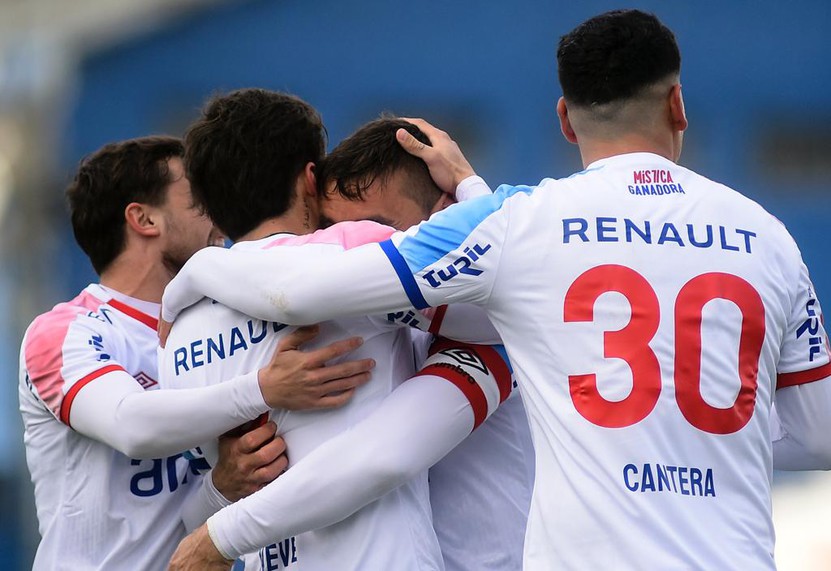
19,285,206,570
161,233,443,571
449,152,818,569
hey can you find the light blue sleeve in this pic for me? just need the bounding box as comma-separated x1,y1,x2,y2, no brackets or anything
381,184,533,309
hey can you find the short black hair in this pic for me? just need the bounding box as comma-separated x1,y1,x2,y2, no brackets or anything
184,88,326,241
66,136,183,275
320,116,441,215
557,10,681,107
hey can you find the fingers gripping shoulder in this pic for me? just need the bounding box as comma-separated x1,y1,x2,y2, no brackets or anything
416,338,513,430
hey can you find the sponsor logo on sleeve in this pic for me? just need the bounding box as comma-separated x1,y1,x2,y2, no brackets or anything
796,297,825,362
88,334,111,361
422,243,492,288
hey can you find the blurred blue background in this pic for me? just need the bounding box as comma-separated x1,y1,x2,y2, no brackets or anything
1,0,829,567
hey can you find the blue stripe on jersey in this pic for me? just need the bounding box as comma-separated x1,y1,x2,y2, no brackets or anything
379,240,430,309
397,184,535,272
493,344,513,374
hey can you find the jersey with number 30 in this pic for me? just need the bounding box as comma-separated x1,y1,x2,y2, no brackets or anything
382,152,831,570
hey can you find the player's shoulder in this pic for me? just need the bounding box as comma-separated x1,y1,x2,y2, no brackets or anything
259,221,395,252
23,288,110,347
690,170,797,241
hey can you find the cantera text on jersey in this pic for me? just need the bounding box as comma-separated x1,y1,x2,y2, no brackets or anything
623,462,716,497
563,217,757,253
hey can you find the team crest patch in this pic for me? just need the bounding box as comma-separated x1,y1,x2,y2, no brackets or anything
134,371,158,390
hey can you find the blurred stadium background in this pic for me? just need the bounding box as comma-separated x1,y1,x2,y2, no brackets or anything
0,0,829,568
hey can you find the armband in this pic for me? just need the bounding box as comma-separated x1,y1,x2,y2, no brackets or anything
416,338,513,430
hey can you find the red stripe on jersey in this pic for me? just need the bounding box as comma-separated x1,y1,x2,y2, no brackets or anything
476,345,513,403
777,361,831,389
427,337,456,356
428,339,512,401
428,305,448,335
107,299,159,331
419,363,488,430
59,364,126,426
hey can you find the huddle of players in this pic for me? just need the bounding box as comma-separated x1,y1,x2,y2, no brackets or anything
20,93,531,570
20,9,831,571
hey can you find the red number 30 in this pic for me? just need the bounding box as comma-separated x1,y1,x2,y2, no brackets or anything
564,265,765,434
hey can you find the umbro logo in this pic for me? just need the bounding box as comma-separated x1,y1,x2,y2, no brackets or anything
134,371,158,390
439,348,488,375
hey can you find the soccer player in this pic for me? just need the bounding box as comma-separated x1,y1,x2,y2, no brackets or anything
163,10,831,570
19,136,374,570
161,89,512,570
319,117,534,571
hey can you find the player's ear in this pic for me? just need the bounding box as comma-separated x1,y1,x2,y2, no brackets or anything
302,162,317,198
124,202,161,238
557,97,578,144
430,192,456,216
668,84,688,133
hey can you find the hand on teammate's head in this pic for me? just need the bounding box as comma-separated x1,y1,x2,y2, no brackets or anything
396,117,476,194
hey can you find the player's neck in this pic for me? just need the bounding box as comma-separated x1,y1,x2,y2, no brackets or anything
237,210,317,243
99,253,170,303
577,135,677,169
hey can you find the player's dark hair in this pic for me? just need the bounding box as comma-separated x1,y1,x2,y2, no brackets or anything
319,116,442,216
66,136,183,275
557,9,681,106
184,88,326,241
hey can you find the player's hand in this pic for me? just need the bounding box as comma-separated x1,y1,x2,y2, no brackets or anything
259,325,375,410
168,524,233,571
396,117,476,194
212,420,288,502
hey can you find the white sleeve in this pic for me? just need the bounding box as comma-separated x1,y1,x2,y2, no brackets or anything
162,188,521,325
772,376,831,470
162,244,413,324
180,471,232,532
206,339,514,559
455,175,492,201
208,375,473,559
71,370,269,459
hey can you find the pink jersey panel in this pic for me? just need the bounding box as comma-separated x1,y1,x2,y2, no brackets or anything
264,220,395,251
23,291,104,417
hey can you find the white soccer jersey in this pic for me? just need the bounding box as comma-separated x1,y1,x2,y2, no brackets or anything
19,284,210,570
159,153,831,569
378,152,831,570
160,226,444,571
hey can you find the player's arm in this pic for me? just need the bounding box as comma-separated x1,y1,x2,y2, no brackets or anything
24,316,372,459
168,339,514,567
180,421,288,532
771,257,831,470
773,378,831,470
160,187,518,335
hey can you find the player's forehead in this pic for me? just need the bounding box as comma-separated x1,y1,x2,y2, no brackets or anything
320,179,381,214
